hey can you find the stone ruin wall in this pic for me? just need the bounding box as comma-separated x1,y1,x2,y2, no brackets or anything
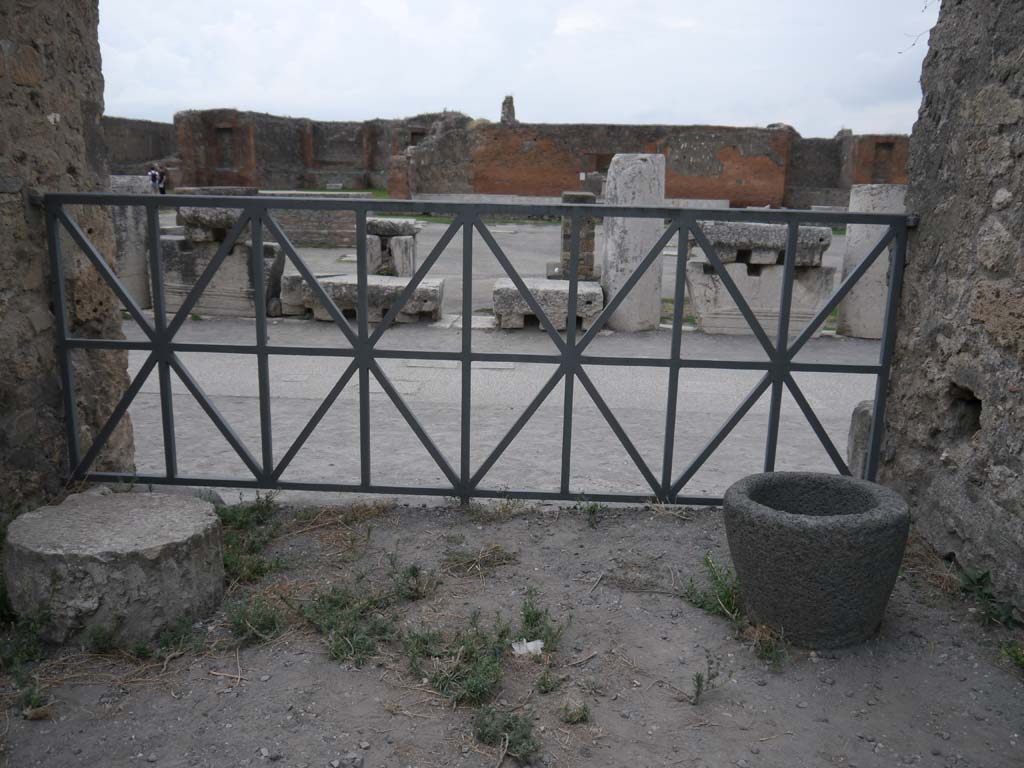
0,0,134,510
882,0,1023,605
101,115,177,174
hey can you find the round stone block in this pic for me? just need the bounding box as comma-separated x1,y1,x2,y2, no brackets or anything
723,472,909,649
3,493,224,645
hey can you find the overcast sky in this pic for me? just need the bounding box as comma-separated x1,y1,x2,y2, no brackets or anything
98,0,939,138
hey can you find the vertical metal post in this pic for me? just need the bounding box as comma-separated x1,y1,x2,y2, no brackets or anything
460,218,473,502
865,222,908,481
47,202,82,474
661,216,689,500
146,201,177,478
559,210,581,496
250,209,273,481
764,220,799,471
356,209,371,488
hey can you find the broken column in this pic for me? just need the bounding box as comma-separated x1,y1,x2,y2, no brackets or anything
684,221,834,337
836,184,907,339
110,175,152,309
600,154,666,331
367,217,421,276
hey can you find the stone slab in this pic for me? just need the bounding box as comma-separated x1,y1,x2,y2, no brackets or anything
689,221,832,267
280,271,344,316
110,175,152,309
3,492,224,645
685,261,836,337
307,274,444,323
386,235,417,276
492,277,604,330
163,240,284,318
367,218,423,237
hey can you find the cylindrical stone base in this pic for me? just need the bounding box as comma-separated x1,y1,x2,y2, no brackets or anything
3,492,224,645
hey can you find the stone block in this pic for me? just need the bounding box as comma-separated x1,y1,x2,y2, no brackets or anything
558,190,598,279
163,239,283,318
836,184,906,339
492,278,604,330
367,218,422,237
306,275,444,323
689,221,832,267
367,235,383,274
847,399,874,479
177,206,246,234
386,235,417,276
3,493,224,645
10,44,44,87
685,261,836,337
600,154,666,331
110,175,152,309
279,271,344,315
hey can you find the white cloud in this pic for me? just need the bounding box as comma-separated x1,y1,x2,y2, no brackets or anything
98,0,939,137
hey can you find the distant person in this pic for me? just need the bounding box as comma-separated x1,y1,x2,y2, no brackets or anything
147,165,159,193
157,166,168,195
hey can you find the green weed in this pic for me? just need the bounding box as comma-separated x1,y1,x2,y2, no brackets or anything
681,553,741,624
472,707,540,763
519,587,569,652
1001,641,1024,672
535,669,561,694
560,701,591,724
217,493,281,584
84,625,116,653
228,595,285,645
960,568,1022,627
574,499,605,529
681,650,721,705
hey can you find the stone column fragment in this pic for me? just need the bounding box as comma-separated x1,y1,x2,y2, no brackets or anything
600,154,666,331
836,184,907,339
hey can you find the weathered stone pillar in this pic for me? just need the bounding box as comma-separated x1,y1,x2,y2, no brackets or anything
836,184,907,339
0,0,134,507
110,175,152,309
881,0,1024,607
600,154,666,331
500,95,516,125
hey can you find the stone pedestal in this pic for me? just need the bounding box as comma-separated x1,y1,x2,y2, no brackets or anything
110,175,152,309
836,184,907,339
3,492,224,645
847,399,874,479
163,238,283,318
367,218,422,276
600,154,666,331
492,278,604,330
553,190,598,280
306,274,444,323
689,221,832,267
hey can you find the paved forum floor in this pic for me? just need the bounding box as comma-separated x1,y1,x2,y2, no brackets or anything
120,315,879,503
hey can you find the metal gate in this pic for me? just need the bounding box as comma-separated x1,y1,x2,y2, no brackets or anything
45,193,912,504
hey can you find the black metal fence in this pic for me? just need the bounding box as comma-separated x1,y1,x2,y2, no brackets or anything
44,193,911,504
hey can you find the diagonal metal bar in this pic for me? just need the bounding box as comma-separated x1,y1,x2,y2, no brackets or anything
370,360,460,489
662,217,692,496
576,221,680,353
251,212,274,478
469,367,566,490
474,218,568,353
784,373,851,475
166,211,252,338
689,220,776,358
670,373,772,497
787,226,896,360
575,366,663,499
70,354,157,479
263,212,357,347
369,216,464,345
272,359,359,480
168,353,263,480
57,209,155,340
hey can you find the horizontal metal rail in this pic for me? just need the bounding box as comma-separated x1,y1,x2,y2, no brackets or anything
46,193,910,505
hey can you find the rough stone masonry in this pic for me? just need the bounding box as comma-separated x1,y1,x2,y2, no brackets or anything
881,0,1024,606
0,0,134,508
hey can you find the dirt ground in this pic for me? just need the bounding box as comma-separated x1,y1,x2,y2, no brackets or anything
2,498,1022,768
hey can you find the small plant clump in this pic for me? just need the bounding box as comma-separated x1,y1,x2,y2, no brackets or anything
217,492,281,584
747,624,787,669
681,552,741,623
960,568,1023,628
574,499,606,529
681,650,722,705
472,706,540,764
519,587,569,652
409,612,511,705
84,625,116,653
1002,641,1024,673
535,669,561,694
228,595,285,645
560,701,591,724
441,544,519,576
